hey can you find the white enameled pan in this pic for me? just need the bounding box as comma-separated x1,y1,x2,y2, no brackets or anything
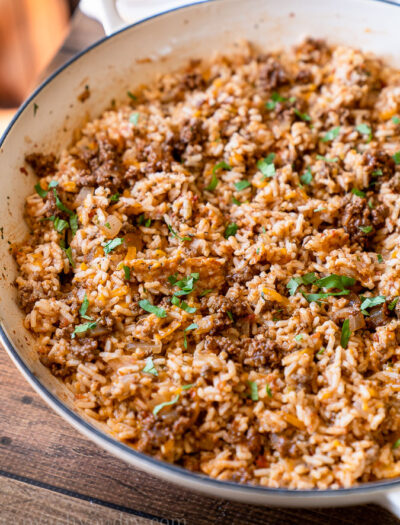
1,0,400,516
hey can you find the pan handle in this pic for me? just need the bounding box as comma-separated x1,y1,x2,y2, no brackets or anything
80,0,126,35
376,491,400,518
80,0,203,36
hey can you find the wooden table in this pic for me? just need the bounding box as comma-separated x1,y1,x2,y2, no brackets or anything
0,8,399,525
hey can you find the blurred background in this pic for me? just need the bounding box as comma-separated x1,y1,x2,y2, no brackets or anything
0,0,102,134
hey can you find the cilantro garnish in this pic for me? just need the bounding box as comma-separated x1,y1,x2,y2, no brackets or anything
139,299,167,318
79,294,89,317
359,226,373,234
393,151,400,165
143,357,158,376
129,112,139,125
109,193,120,203
224,223,238,239
316,155,338,163
234,180,251,191
103,237,124,255
294,108,311,122
249,381,258,401
356,123,372,142
166,223,192,242
232,196,242,205
265,383,273,398
389,297,399,311
300,168,312,185
257,153,276,179
340,319,351,349
72,320,97,338
351,188,366,198
123,265,130,280
153,394,180,416
287,273,317,296
321,126,340,142
360,295,386,312
392,116,400,125
171,296,196,313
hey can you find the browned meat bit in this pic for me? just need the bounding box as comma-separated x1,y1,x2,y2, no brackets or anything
365,303,390,330
203,335,280,367
362,150,395,182
17,284,45,313
226,265,257,286
179,72,206,91
338,194,386,247
295,38,331,65
201,294,250,318
258,57,289,91
70,338,98,361
295,69,313,84
44,189,62,218
270,432,301,458
25,153,57,178
331,293,365,331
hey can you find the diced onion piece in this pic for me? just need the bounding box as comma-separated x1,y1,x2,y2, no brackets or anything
75,186,94,205
348,312,365,332
101,215,122,238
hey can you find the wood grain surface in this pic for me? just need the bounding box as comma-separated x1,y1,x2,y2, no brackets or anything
0,7,399,525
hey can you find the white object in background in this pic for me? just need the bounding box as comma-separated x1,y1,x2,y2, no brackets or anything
80,0,204,35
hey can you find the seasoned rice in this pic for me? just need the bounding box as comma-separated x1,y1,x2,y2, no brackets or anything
14,38,400,489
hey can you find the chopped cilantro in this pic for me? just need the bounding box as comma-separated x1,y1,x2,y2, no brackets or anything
300,168,312,185
315,274,356,290
72,320,97,338
172,273,199,296
393,151,400,165
143,357,158,376
127,91,137,100
265,384,273,398
351,188,366,198
60,242,75,267
372,169,383,177
359,225,373,234
69,214,78,236
314,207,326,213
249,381,259,401
377,254,383,263
360,295,386,311
129,112,139,125
356,123,372,141
317,347,325,355
340,319,351,349
287,272,317,296
123,265,130,280
205,173,218,191
166,223,192,242
321,126,340,142
52,216,69,233
224,223,238,239
295,334,304,342
265,92,288,110
303,290,350,303
200,289,213,297
232,196,242,205
294,108,311,122
109,193,120,203
144,218,152,227
103,237,124,254
226,311,234,322
105,222,111,229
234,180,251,191
139,299,167,318
212,161,231,174
316,155,338,163
257,153,276,179
34,183,48,198
153,394,180,416
392,116,400,124
79,294,89,317
185,323,198,332
389,297,399,311
171,296,196,313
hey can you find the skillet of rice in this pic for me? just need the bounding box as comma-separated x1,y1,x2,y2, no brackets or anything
14,38,400,489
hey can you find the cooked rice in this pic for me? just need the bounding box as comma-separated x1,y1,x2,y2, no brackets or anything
14,38,400,489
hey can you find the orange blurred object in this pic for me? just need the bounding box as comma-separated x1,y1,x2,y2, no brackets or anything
0,0,70,133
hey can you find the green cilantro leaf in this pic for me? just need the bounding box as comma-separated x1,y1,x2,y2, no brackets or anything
392,116,400,124
340,319,351,348
232,196,242,205
72,320,97,338
388,297,399,311
103,237,124,255
109,193,120,202
265,383,273,398
316,155,338,163
321,126,340,142
351,188,366,198
360,295,386,311
166,223,192,242
356,123,372,141
287,273,317,296
249,381,259,401
257,153,276,179
224,223,238,239
123,265,130,280
212,161,231,175
143,357,158,376
171,296,196,313
315,274,356,290
69,214,78,236
129,112,139,125
234,180,251,191
294,108,311,122
153,394,180,416
139,299,167,318
377,254,383,263
79,294,89,317
295,334,304,342
359,226,373,234
300,168,312,185
393,151,400,165
127,91,137,100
